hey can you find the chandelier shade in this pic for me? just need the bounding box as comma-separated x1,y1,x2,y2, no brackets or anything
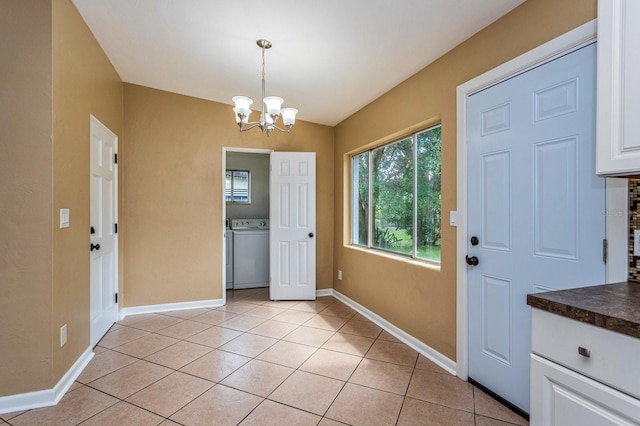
232,40,298,136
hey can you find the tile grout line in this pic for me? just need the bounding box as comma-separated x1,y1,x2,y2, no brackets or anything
4,290,527,426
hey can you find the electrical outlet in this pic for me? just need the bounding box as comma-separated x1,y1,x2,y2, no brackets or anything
338,270,342,280
60,324,67,347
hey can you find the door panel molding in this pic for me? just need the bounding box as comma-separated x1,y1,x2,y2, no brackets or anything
89,115,119,347
270,152,317,300
456,20,627,385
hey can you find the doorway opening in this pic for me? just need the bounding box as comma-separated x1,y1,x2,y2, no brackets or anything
222,148,272,303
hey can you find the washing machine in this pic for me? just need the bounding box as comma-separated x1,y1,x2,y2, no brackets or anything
231,219,269,289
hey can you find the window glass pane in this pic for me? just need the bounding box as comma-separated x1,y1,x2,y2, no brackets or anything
225,171,232,202
225,170,250,204
372,138,413,254
232,171,250,202
416,126,441,262
352,153,369,246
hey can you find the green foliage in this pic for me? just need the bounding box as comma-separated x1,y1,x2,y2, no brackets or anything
374,227,401,249
416,127,441,248
352,125,441,261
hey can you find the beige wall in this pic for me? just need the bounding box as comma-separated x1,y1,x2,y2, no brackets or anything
0,0,596,401
0,0,54,396
333,0,597,360
123,84,334,307
0,0,123,397
51,0,124,380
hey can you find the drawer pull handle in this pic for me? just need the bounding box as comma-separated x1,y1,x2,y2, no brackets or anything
578,346,591,358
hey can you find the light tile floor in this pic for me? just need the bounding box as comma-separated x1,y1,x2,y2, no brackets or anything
1,288,529,425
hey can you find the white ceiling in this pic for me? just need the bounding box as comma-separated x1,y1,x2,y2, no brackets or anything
72,0,524,126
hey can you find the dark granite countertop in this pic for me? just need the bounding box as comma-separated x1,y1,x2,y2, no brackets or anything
527,281,640,339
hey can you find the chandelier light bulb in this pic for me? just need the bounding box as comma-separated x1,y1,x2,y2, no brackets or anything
281,108,298,126
263,96,284,116
232,96,253,115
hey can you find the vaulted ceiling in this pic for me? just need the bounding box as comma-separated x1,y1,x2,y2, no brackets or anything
72,0,525,126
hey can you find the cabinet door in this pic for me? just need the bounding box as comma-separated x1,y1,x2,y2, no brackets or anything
530,354,640,425
597,0,640,175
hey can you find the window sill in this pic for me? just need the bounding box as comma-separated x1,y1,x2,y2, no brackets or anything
345,244,441,272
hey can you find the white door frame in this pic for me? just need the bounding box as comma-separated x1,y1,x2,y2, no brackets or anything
221,147,273,304
455,20,628,379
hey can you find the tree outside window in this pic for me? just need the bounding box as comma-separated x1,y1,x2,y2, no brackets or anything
351,125,441,262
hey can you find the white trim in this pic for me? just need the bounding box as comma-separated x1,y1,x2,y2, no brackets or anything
119,298,225,321
326,289,456,375
0,347,94,415
315,288,333,297
456,19,627,381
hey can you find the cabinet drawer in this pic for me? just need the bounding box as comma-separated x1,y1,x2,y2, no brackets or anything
532,309,640,399
530,354,640,426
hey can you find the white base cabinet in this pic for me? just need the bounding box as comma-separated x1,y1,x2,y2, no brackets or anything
531,354,640,425
530,309,640,425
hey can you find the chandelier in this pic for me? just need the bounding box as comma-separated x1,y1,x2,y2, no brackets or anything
232,39,298,137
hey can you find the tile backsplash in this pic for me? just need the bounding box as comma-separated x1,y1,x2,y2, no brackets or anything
629,179,640,282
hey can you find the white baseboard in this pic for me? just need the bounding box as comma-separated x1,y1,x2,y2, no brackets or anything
0,347,94,415
328,289,457,375
119,298,225,320
0,290,455,415
315,288,333,297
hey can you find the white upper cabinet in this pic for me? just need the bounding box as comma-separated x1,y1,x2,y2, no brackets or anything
597,0,640,175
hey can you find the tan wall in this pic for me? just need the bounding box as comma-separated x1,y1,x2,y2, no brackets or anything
123,84,334,307
52,0,123,380
333,0,597,360
0,0,54,396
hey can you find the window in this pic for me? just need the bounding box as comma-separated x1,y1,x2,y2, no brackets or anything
225,170,251,203
351,125,441,262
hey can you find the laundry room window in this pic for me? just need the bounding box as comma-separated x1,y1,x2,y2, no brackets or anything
350,124,441,263
225,170,251,203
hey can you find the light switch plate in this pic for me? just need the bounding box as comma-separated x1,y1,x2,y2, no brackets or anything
60,209,70,229
635,230,640,256
449,211,457,227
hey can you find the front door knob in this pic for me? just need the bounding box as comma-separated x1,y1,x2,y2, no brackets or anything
465,255,479,266
309,232,314,238
90,243,100,251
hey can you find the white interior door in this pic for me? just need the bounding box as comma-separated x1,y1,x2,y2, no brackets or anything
270,152,316,300
90,116,118,347
466,44,605,413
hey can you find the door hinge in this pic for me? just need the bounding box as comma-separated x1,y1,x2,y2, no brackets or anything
603,238,608,264
114,153,118,164
115,293,118,303
115,223,118,234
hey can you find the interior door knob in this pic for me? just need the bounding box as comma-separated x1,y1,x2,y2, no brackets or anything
465,255,479,266
90,243,100,251
309,232,314,238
